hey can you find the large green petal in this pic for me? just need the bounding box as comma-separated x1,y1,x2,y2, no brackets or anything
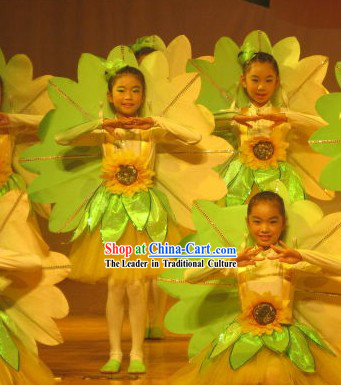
230,333,263,370
146,190,168,242
262,327,289,353
288,325,315,373
101,195,129,243
187,37,240,112
309,120,341,158
319,155,341,190
193,200,248,248
122,191,151,231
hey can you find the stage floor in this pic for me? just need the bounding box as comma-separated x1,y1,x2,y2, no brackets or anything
40,316,189,385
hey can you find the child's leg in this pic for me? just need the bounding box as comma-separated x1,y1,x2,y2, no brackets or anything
127,279,147,361
150,278,167,334
106,277,126,362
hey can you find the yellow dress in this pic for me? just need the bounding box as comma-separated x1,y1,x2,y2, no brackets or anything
58,118,202,283
171,247,341,385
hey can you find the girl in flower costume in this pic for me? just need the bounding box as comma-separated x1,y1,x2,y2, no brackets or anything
0,50,70,383
161,188,341,385
188,30,333,205
0,192,70,384
0,49,53,215
22,46,229,373
130,34,197,340
309,61,341,191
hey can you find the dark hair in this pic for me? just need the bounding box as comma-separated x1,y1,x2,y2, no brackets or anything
240,52,279,76
247,191,285,218
107,66,145,93
134,47,156,62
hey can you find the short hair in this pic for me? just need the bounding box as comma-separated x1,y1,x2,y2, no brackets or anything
247,191,285,218
107,66,145,93
239,52,279,76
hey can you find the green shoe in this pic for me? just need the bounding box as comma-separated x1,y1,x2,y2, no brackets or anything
128,359,146,373
100,359,121,373
149,327,165,339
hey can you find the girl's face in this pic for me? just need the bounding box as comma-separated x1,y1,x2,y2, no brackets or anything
247,201,285,248
108,74,144,118
241,62,279,107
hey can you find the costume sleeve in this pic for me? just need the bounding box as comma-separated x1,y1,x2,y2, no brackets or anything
152,116,202,144
184,266,233,283
4,113,43,136
285,111,326,134
54,119,104,146
295,249,341,275
0,248,41,272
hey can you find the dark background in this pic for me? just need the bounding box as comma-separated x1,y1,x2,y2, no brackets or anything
1,0,341,90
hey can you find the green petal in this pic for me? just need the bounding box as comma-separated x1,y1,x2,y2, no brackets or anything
230,333,263,370
151,188,175,221
87,186,110,231
225,163,254,206
288,325,315,373
0,318,19,370
254,167,280,191
210,322,242,358
262,327,289,353
315,93,341,124
320,155,341,191
146,190,167,242
101,195,129,243
295,323,334,354
71,209,90,241
122,191,151,231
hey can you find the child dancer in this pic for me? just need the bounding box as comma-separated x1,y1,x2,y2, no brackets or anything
189,31,332,205
164,191,341,385
22,46,229,374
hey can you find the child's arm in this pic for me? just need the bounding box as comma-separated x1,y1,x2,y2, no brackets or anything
185,247,263,283
269,241,341,274
0,112,43,136
152,116,202,144
54,119,104,146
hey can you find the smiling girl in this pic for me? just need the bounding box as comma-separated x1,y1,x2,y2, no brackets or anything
169,191,341,385
215,51,310,206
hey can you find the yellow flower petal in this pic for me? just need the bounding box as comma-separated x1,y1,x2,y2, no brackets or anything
101,151,154,196
239,135,289,170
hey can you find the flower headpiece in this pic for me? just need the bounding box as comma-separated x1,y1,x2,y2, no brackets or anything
238,42,258,67
103,58,128,82
130,35,166,54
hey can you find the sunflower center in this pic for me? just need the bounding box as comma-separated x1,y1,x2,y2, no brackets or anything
253,140,274,160
115,165,138,185
252,302,277,325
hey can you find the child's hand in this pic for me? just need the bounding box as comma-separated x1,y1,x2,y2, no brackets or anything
127,117,155,130
257,113,287,128
237,246,264,267
233,114,261,128
268,241,302,264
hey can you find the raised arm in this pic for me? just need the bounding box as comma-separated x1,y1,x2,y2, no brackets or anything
0,112,43,136
152,116,202,144
54,119,103,146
